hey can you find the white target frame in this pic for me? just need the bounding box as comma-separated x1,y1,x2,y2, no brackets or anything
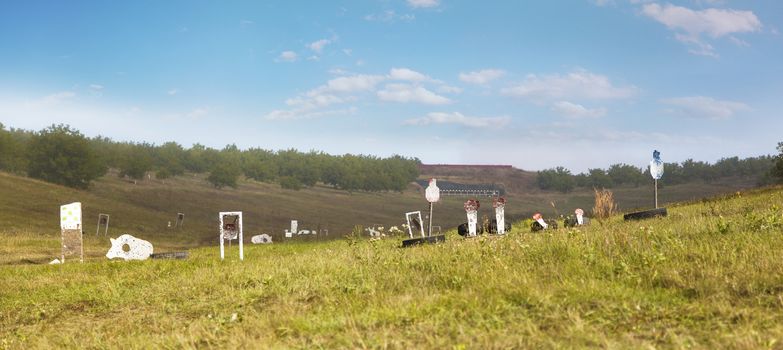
96,213,110,236
405,211,425,238
219,211,243,261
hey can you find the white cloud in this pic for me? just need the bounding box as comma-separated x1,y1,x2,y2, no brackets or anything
276,51,298,62
388,67,430,82
673,33,717,57
501,70,637,101
240,19,254,26
264,107,357,120
405,112,510,128
124,106,141,116
437,85,463,94
88,84,104,97
660,96,750,119
728,36,750,47
407,0,439,8
265,68,454,120
31,91,76,107
459,69,505,85
377,84,451,105
328,68,349,75
286,92,353,109
551,101,607,118
364,10,415,22
642,3,761,38
264,73,382,120
642,3,762,57
308,39,331,54
323,74,385,92
342,49,353,56
187,107,209,118
167,89,179,96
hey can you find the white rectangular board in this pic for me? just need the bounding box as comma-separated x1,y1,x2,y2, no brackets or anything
60,202,82,230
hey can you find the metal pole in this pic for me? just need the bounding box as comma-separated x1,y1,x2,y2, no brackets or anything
654,179,658,208
220,238,225,260
428,202,433,237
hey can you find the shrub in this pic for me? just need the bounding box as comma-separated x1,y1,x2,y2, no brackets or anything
279,176,303,190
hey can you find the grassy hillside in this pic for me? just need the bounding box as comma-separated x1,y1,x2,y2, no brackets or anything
417,164,538,194
2,185,783,348
0,168,765,259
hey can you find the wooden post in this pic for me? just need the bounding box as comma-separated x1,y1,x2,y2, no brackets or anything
428,202,433,237
654,179,658,209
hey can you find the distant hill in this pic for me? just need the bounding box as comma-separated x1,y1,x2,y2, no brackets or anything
417,164,538,194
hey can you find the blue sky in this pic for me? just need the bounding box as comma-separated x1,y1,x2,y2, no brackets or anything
1,0,781,172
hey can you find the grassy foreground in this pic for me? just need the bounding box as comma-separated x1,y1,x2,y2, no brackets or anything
2,188,783,349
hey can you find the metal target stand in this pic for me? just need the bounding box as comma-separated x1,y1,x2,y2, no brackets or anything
219,211,243,260
402,179,446,247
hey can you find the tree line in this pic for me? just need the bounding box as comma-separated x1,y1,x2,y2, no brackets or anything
0,123,420,191
537,154,782,193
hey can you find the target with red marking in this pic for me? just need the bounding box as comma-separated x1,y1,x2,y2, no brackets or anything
464,199,480,212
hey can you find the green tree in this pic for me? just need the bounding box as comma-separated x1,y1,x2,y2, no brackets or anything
207,159,241,189
277,149,319,188
0,123,30,174
26,124,105,189
587,168,613,188
607,163,645,187
773,142,783,183
536,166,575,193
156,167,172,180
573,173,589,187
88,136,118,172
154,142,186,177
242,148,277,182
715,157,740,177
118,143,154,181
184,143,220,173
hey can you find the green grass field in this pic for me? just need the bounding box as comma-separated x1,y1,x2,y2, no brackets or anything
2,170,783,348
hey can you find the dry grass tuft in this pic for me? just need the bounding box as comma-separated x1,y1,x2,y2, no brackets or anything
592,188,618,220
